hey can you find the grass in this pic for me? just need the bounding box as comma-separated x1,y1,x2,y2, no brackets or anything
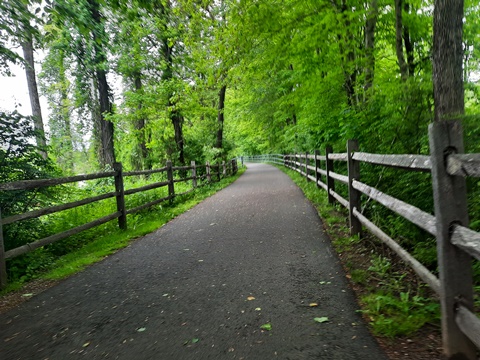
276,164,440,338
1,168,244,295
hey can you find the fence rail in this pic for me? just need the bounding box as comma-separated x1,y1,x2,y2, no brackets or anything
245,120,480,359
0,159,238,289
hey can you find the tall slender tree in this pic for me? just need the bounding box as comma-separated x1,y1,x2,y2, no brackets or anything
87,0,116,167
22,31,47,159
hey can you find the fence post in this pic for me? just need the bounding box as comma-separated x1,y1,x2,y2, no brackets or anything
217,162,221,181
166,160,175,202
222,161,226,177
206,161,211,182
113,162,127,230
0,209,7,289
314,150,320,189
191,160,197,189
305,152,309,181
347,140,361,237
325,145,335,204
429,121,476,360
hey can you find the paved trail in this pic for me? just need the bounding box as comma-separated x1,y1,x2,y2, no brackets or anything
0,163,387,360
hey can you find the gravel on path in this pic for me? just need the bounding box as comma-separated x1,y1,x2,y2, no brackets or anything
0,163,387,360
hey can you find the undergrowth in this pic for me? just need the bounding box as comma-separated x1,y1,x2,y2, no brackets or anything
277,165,441,339
1,168,244,295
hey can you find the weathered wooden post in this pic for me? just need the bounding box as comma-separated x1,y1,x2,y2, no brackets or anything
325,145,335,204
216,162,221,181
305,152,309,181
191,160,197,189
429,121,476,359
113,162,127,230
347,140,361,237
166,160,175,202
314,150,320,189
0,209,7,289
206,161,211,182
222,161,226,177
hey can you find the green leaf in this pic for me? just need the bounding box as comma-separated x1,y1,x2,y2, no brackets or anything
260,323,272,331
314,317,329,323
191,338,199,343
137,327,147,332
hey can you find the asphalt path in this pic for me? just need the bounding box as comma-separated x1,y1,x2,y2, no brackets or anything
0,163,387,360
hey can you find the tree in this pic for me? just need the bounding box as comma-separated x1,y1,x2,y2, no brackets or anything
21,29,48,159
87,0,116,167
0,0,34,75
45,0,116,168
1,0,48,158
433,0,464,120
40,38,74,173
111,4,152,170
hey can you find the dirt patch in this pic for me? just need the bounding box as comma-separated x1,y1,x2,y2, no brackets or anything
0,279,59,315
377,326,444,360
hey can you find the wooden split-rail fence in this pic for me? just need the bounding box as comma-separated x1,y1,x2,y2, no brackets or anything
0,159,238,289
244,121,480,360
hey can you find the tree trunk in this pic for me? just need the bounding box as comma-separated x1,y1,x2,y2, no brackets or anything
403,3,415,77
364,0,378,95
58,52,73,172
394,0,408,81
22,35,47,159
433,0,464,121
171,111,185,165
215,84,227,152
160,10,185,166
338,0,357,106
88,0,116,167
133,74,150,170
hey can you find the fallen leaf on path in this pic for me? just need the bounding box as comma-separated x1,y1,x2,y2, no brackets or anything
83,342,90,347
314,317,329,323
137,327,147,332
260,323,272,331
191,338,199,344
255,307,261,311
22,293,33,297
309,303,318,307
247,296,255,301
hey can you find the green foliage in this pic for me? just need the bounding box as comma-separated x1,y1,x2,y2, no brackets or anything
0,111,59,253
361,292,440,338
